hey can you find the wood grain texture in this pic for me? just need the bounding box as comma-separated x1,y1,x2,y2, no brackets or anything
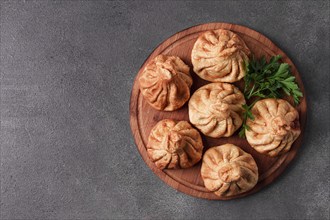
130,23,307,200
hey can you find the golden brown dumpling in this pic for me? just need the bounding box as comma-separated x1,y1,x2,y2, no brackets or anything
139,55,193,111
191,29,250,83
147,119,203,169
201,144,258,197
246,98,301,157
189,83,245,138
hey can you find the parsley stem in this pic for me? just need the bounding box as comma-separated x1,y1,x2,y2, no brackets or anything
247,84,256,99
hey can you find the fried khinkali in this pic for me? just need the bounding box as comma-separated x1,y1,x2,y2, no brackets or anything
147,119,203,169
188,83,245,138
139,55,193,111
191,29,250,83
201,144,258,197
246,98,301,157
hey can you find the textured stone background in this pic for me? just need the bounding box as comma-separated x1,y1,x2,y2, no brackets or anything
1,1,329,219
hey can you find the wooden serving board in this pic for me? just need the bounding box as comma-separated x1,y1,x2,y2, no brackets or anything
130,23,307,200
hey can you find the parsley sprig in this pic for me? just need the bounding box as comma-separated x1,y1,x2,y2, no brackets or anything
239,55,303,138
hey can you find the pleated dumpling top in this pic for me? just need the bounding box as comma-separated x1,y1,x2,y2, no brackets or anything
191,29,250,83
139,55,193,111
189,83,245,138
147,119,204,169
246,98,301,157
201,144,258,197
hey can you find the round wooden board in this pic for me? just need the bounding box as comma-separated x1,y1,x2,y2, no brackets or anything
130,23,307,200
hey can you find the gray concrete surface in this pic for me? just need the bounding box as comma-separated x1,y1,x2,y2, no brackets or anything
0,1,329,219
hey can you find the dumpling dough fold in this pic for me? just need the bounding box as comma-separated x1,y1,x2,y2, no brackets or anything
246,98,301,157
189,83,245,138
147,119,204,169
191,29,251,83
139,55,192,111
201,144,258,197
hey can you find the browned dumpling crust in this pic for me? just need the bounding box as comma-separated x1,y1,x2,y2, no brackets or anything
201,144,258,197
191,29,250,83
139,55,193,111
246,98,301,157
189,83,246,138
147,119,203,169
